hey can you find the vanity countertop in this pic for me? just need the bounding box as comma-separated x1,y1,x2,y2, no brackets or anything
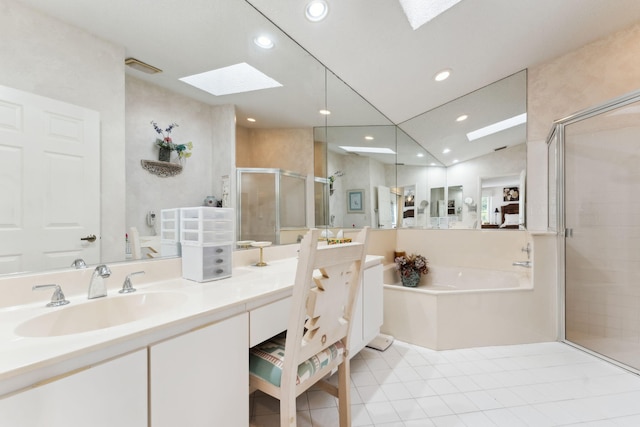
0,255,382,396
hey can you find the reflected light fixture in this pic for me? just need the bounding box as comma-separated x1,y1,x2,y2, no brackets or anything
319,109,331,115
247,118,256,122
254,36,274,49
306,0,329,22
466,113,527,141
434,68,451,82
456,114,468,122
339,146,396,154
442,148,451,154
365,135,374,140
417,153,424,157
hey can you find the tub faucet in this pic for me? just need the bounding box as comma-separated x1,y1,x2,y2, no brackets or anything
521,243,531,259
513,261,532,268
88,264,111,299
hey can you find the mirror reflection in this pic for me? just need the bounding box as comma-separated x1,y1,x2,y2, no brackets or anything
1,1,528,279
398,70,528,230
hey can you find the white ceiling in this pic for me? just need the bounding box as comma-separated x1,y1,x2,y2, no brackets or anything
17,0,640,165
248,0,640,124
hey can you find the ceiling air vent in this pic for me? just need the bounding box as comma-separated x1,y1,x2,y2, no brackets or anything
125,58,162,74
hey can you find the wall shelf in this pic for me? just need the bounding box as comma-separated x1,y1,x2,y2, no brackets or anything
141,160,182,177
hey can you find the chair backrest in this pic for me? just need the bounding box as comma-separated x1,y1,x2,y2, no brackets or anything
281,227,369,383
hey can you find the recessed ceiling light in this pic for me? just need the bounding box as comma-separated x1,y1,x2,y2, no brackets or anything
254,36,274,49
466,113,527,141
364,136,374,140
456,114,468,122
416,153,424,157
453,159,459,163
434,69,452,82
339,146,396,154
442,148,451,154
319,109,331,115
430,163,437,166
247,118,256,122
306,0,328,22
180,62,282,96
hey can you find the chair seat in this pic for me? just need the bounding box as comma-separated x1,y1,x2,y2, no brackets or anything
249,333,345,387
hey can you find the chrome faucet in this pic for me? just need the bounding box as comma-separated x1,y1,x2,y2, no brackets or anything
119,271,145,294
71,258,87,269
513,260,532,268
33,284,70,307
88,264,111,299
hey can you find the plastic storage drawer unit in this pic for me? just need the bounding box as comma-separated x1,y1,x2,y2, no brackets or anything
181,244,232,282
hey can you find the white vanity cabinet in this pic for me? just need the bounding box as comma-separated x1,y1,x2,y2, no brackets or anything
149,312,249,427
0,349,147,427
350,262,384,356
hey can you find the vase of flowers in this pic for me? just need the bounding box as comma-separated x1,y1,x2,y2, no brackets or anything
151,121,193,162
394,253,429,287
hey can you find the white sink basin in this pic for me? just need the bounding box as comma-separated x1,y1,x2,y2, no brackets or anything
15,292,188,337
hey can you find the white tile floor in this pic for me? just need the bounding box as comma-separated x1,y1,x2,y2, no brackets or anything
249,340,640,426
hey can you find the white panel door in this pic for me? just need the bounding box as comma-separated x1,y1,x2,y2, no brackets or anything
0,85,100,274
377,186,393,228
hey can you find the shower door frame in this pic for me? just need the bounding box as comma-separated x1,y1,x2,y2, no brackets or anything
236,167,307,245
549,88,640,373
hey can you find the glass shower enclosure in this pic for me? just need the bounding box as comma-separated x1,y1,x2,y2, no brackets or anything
549,89,640,372
237,168,307,245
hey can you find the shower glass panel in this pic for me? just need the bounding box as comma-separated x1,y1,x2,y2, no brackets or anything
562,95,640,371
279,172,306,228
237,168,307,245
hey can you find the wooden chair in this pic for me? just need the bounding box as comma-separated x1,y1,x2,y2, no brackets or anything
249,227,369,427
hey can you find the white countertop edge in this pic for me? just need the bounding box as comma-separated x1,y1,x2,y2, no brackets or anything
0,255,383,397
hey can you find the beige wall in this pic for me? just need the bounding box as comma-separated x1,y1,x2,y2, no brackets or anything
235,127,314,175
0,0,126,262
125,76,235,235
527,22,640,231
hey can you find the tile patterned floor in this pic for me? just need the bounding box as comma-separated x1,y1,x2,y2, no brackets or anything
249,340,640,426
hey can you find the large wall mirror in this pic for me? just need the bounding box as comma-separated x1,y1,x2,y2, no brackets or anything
1,2,527,279
398,70,527,230
1,0,397,276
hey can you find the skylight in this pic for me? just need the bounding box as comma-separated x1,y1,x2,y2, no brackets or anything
398,0,462,30
179,63,282,96
466,113,527,141
339,146,396,155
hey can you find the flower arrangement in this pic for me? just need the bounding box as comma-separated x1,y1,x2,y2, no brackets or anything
151,121,193,159
328,170,344,195
328,170,344,185
395,253,429,287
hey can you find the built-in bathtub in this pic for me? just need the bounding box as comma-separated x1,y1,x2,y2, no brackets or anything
382,265,545,350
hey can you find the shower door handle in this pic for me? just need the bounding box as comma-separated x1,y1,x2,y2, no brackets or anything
565,228,573,238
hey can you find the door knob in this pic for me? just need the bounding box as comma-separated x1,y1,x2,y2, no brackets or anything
81,234,97,242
